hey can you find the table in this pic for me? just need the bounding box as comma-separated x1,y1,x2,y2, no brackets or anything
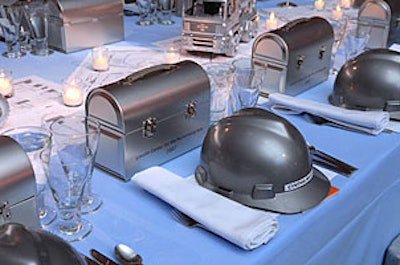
2,1,400,264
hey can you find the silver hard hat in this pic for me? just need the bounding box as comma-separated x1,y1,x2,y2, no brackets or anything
0,223,86,265
195,108,331,214
330,49,400,117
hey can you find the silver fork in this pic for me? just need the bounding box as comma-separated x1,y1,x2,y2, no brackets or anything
171,208,203,228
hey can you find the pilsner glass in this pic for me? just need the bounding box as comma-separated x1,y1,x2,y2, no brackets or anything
42,148,93,242
0,4,26,58
158,0,174,25
26,1,53,56
45,115,100,242
136,0,158,25
48,115,102,215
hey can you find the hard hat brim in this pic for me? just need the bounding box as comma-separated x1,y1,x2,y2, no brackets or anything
237,167,331,214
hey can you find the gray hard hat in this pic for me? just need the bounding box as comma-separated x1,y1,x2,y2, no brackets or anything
330,49,400,117
195,108,331,214
0,223,86,265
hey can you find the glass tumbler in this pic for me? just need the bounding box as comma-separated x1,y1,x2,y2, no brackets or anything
3,126,56,228
328,18,347,75
231,58,265,112
49,115,102,215
343,18,371,61
203,62,235,124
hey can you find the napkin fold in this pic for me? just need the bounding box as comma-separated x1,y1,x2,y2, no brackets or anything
132,166,278,250
266,93,390,135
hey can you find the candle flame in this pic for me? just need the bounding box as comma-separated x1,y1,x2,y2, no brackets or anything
269,12,275,20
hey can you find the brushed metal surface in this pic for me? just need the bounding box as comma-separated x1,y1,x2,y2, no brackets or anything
252,17,334,96
47,0,124,53
86,61,210,181
0,136,39,228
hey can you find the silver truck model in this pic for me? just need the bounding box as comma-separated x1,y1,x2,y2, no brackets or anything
181,0,258,57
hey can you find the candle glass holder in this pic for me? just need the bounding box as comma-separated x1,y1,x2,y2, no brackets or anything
265,12,278,31
0,69,14,98
164,45,181,64
314,0,325,11
332,5,344,21
62,78,84,107
92,46,110,72
0,3,26,58
340,0,353,9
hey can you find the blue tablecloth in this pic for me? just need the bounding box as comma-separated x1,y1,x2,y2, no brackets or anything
2,1,400,264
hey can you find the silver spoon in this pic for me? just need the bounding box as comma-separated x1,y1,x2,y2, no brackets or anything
114,243,143,265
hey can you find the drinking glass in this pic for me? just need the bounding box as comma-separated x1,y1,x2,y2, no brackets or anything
204,62,235,124
277,1,297,7
3,126,57,228
231,58,265,112
26,1,53,56
137,0,158,25
328,19,347,75
49,115,101,215
158,0,174,25
0,3,26,58
343,18,370,61
42,148,94,242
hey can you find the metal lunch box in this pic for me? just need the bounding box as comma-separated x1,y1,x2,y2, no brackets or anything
86,60,210,181
358,0,391,49
355,0,400,46
47,0,124,53
0,136,39,228
252,17,333,96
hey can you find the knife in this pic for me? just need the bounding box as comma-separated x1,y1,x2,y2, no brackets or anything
309,145,357,177
90,249,119,265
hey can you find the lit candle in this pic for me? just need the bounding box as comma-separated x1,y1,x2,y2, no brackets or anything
341,0,352,9
92,47,109,71
265,12,278,31
332,4,343,20
0,69,14,98
314,0,325,11
165,47,180,64
63,79,83,107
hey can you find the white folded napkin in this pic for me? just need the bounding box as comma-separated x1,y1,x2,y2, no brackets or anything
132,166,279,250
266,93,390,135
